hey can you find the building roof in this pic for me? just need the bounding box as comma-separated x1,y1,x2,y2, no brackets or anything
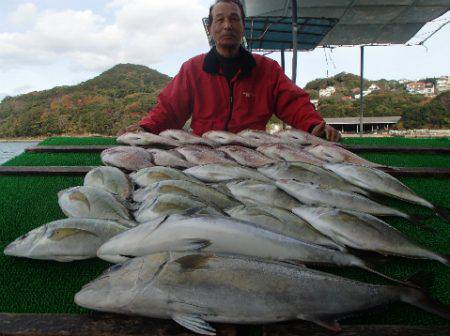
325,116,402,124
241,0,450,47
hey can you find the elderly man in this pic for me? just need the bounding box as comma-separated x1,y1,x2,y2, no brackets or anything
121,0,341,142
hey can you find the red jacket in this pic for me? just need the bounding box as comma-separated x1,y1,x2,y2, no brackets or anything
139,47,324,136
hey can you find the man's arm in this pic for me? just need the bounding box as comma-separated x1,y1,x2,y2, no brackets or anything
271,62,341,142
118,62,193,135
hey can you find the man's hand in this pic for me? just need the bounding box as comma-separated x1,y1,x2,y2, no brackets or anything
311,121,341,142
117,124,145,136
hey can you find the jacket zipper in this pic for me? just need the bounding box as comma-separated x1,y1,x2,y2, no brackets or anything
224,81,234,131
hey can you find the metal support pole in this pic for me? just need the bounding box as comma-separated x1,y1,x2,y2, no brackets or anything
291,0,298,85
359,46,364,137
281,49,286,130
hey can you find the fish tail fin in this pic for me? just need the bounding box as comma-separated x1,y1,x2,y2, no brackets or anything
434,206,450,223
407,214,437,233
401,287,450,320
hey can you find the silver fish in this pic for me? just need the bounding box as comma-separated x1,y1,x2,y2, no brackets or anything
58,186,136,227
225,204,344,251
117,131,180,147
276,180,413,219
97,213,389,281
175,145,236,165
306,144,383,167
202,130,260,147
130,166,200,188
147,148,194,168
292,206,450,266
217,145,277,167
323,163,437,210
83,166,132,199
4,218,128,262
258,162,369,195
184,164,272,183
226,179,302,210
159,129,218,147
134,194,222,223
256,143,324,165
75,252,450,335
101,146,154,171
133,179,239,209
237,129,286,146
275,128,333,146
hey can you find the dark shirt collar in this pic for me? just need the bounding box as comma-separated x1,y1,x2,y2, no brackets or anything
203,46,256,79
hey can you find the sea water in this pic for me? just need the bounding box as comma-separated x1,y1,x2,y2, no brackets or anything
0,142,39,165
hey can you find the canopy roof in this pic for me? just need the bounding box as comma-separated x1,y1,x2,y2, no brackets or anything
241,0,450,47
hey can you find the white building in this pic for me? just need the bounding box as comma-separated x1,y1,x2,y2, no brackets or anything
368,84,380,91
354,91,371,99
436,76,450,93
406,81,435,95
319,86,336,97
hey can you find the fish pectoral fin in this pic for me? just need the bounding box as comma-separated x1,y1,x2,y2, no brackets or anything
172,313,216,336
297,313,341,332
177,238,211,251
169,300,212,316
49,228,98,241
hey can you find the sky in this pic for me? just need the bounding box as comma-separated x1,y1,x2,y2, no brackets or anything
0,0,449,101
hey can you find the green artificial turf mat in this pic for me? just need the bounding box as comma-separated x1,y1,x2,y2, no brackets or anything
39,137,117,146
2,152,102,166
341,137,450,147
0,174,449,325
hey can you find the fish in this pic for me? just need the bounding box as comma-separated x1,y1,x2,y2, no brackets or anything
133,179,239,209
97,213,376,275
130,166,200,188
275,128,334,146
58,186,136,227
175,145,236,165
225,204,344,251
117,131,180,147
202,130,260,147
237,129,286,146
76,252,450,335
226,179,302,210
133,194,222,223
292,206,450,267
323,163,447,219
258,162,369,195
306,144,383,167
256,143,324,165
101,146,154,171
147,148,194,168
216,145,278,167
184,163,272,183
276,180,415,220
83,166,132,200
159,129,218,147
4,218,128,262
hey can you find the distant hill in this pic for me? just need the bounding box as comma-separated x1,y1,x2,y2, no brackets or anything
0,64,171,137
306,72,449,129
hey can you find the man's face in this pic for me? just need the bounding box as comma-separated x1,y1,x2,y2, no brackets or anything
209,2,244,52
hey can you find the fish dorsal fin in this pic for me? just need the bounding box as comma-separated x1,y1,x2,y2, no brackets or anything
172,313,216,335
49,228,98,241
174,253,213,271
297,313,341,332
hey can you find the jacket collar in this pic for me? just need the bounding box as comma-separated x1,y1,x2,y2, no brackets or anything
203,46,256,79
